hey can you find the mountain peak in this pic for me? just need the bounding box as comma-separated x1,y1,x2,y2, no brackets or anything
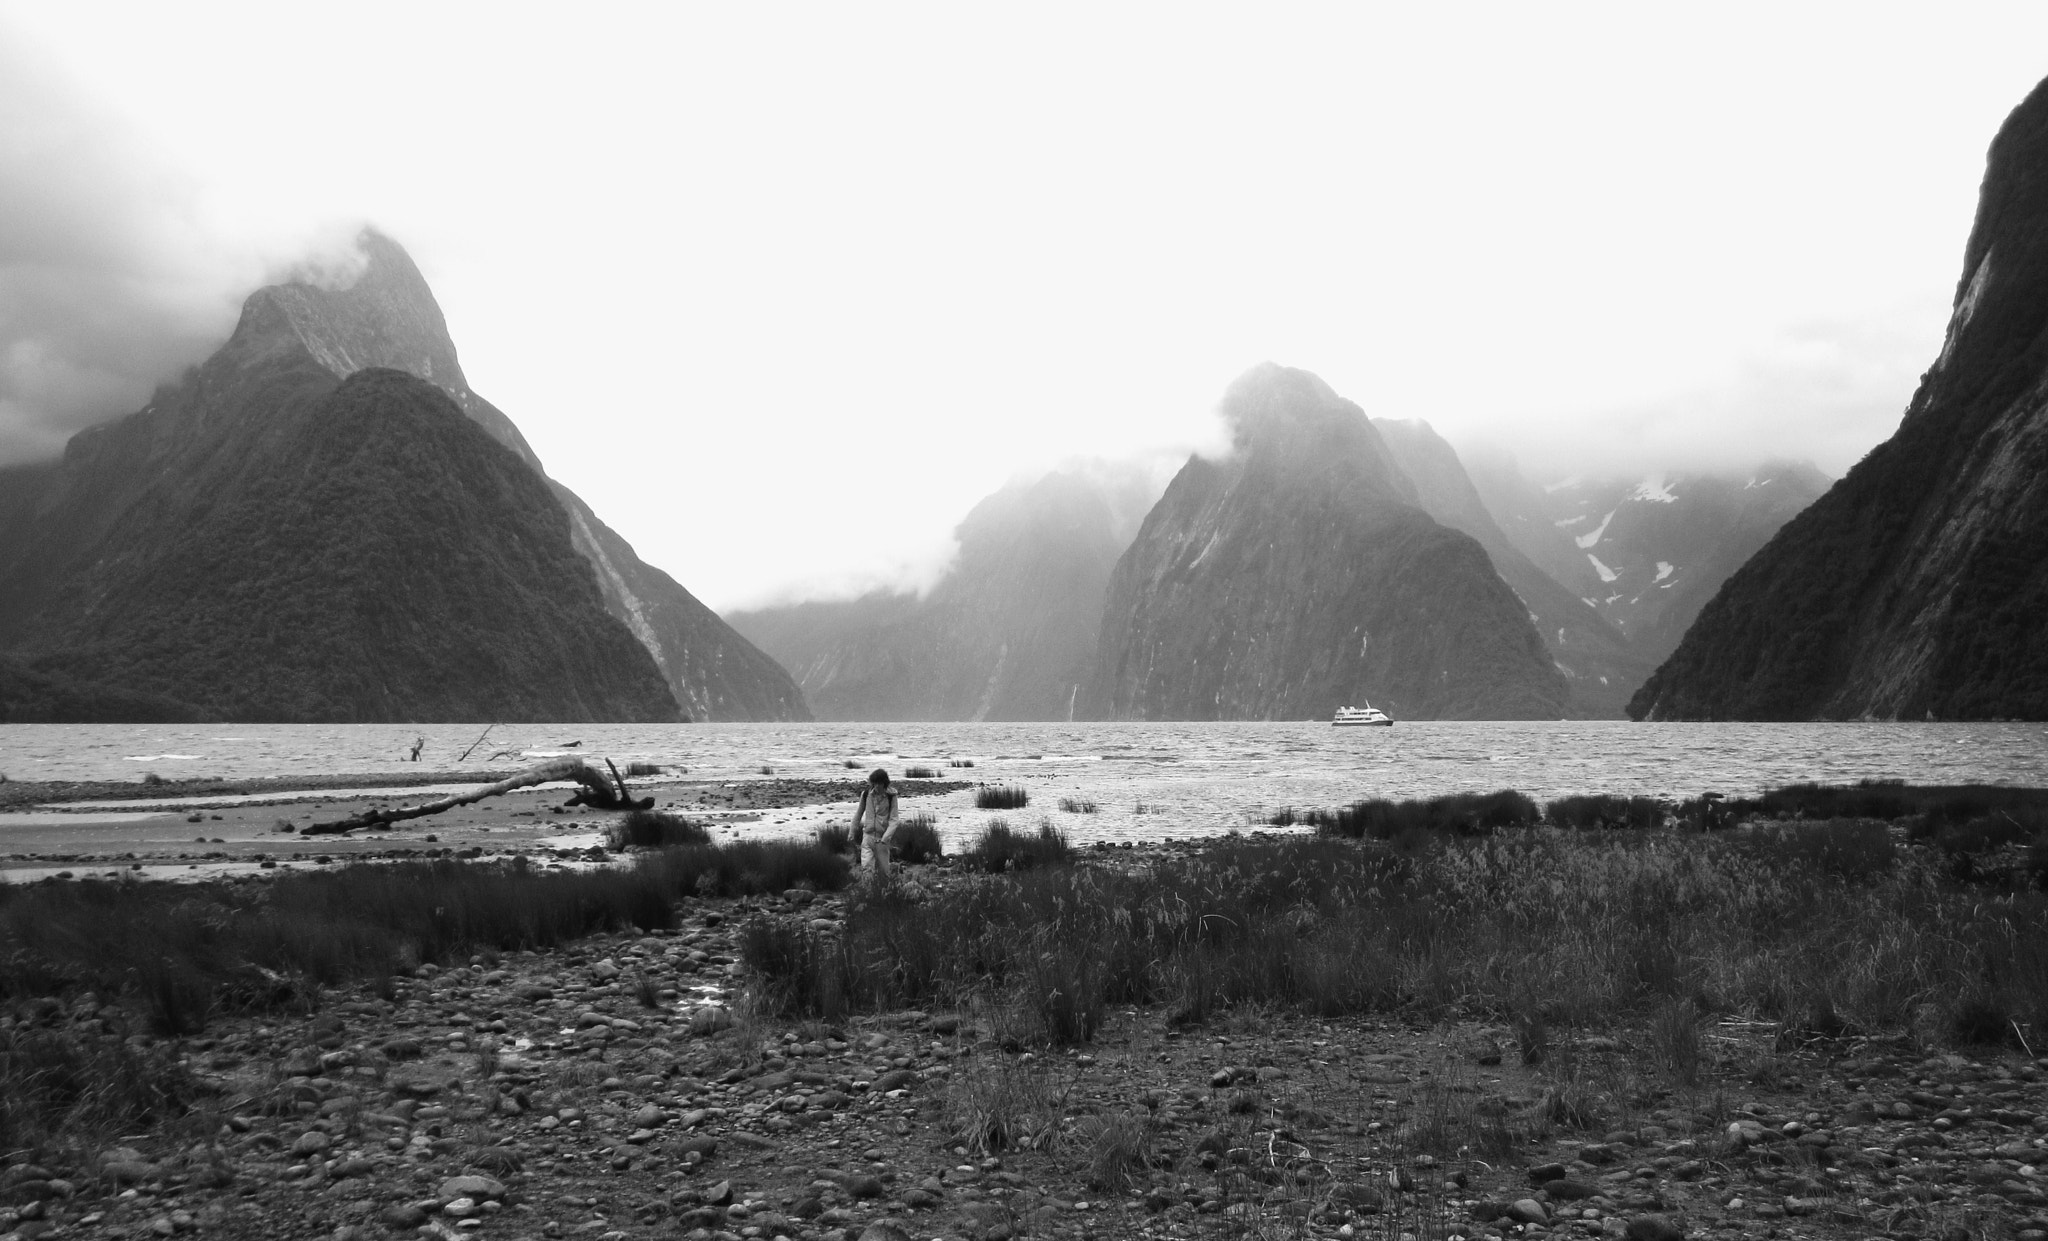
1216,363,1417,506
231,228,467,396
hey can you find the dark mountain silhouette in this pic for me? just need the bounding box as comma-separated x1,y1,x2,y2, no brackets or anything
1371,420,1650,717
0,362,678,722
1631,76,2048,720
729,468,1154,720
1086,365,1569,721
0,230,807,722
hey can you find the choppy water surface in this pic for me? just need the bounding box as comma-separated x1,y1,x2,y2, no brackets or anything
3,721,2044,846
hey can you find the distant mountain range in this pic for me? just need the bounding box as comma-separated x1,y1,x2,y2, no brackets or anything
731,366,1829,721
729,468,1156,720
1633,76,2048,720
0,231,807,723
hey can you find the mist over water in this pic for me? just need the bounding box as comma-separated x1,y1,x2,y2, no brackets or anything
6,722,2044,846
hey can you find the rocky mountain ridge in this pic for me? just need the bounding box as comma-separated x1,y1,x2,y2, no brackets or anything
1631,75,2048,720
1088,365,1570,720
234,231,809,722
0,230,807,723
0,359,680,722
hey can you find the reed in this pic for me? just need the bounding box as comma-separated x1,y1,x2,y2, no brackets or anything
975,785,1029,810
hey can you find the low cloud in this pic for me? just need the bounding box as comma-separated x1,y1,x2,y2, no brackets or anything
0,41,355,464
1468,306,1947,483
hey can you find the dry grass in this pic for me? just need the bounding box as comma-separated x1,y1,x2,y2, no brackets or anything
746,824,2048,1053
941,1051,1076,1156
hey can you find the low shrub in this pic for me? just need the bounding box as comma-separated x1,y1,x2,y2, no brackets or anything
892,813,943,865
1545,794,1665,830
976,785,1030,810
607,810,710,850
1307,790,1540,839
1058,797,1099,814
962,820,1072,873
1750,781,2048,825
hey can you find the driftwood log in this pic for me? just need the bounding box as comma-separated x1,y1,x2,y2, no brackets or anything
301,757,653,836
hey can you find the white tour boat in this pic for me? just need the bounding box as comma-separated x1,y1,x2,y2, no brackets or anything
1332,703,1394,727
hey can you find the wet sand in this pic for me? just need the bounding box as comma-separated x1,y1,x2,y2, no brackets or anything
0,775,976,882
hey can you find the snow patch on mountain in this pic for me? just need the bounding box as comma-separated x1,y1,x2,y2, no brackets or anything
1631,476,1678,503
1587,553,1618,583
1574,510,1615,549
1654,561,1674,582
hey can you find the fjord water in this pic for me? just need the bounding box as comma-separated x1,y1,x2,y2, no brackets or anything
5,722,2044,831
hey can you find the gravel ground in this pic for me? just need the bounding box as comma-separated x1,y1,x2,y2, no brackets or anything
2,850,2044,1241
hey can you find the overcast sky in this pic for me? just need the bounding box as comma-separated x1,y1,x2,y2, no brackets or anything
3,3,2046,610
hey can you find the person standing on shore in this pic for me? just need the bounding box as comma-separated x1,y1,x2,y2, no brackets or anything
851,768,900,882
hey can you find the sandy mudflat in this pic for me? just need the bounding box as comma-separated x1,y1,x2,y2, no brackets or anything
0,775,976,882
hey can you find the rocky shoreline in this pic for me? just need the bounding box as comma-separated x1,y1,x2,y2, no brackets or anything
3,843,2045,1241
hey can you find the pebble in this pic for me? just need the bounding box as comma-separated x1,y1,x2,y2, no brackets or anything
1,867,2041,1241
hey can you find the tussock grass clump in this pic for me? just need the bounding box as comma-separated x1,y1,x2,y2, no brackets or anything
1545,794,1665,830
815,822,854,855
975,785,1029,810
757,764,777,776
948,758,975,768
1076,1110,1155,1191
738,919,861,1020
642,840,851,899
891,813,943,864
622,761,665,778
0,1027,200,1155
1058,796,1098,814
942,1053,1072,1155
607,809,710,850
903,765,940,779
962,820,1072,873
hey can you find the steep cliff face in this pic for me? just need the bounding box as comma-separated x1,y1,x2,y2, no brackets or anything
1087,366,1569,720
1372,420,1650,717
221,231,808,721
0,365,679,722
729,469,1152,720
1631,77,2048,720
